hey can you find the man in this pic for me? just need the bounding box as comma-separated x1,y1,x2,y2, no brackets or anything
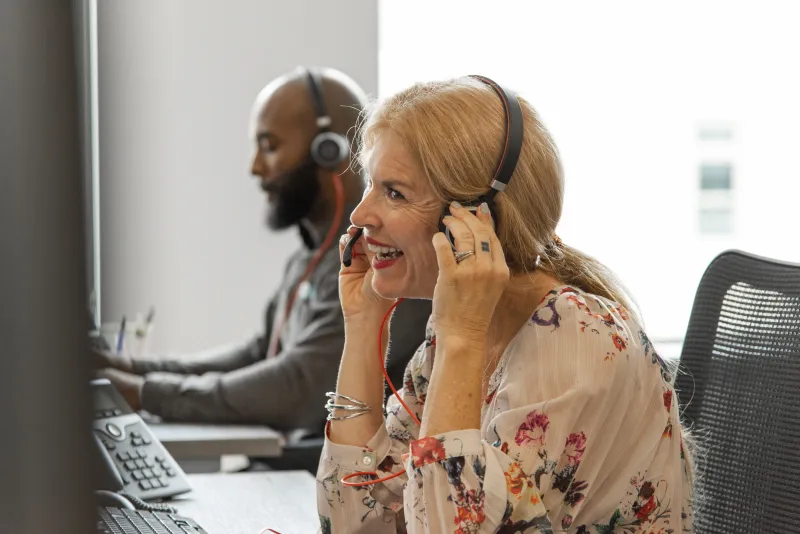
96,67,431,440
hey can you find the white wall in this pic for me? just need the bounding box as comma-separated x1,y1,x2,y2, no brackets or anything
378,0,800,342
97,0,377,352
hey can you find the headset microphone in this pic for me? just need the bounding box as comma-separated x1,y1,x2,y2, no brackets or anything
342,228,363,268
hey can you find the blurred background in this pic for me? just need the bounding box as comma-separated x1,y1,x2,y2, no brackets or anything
84,0,800,358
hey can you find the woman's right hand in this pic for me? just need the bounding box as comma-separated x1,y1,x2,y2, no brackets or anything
338,226,396,323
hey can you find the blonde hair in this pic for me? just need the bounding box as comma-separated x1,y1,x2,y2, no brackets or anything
359,77,639,321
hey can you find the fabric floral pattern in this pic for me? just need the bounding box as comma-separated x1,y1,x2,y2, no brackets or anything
316,286,693,533
444,456,487,533
564,432,587,466
410,436,447,466
575,475,676,533
514,411,550,449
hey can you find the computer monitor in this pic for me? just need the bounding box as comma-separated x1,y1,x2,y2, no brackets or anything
0,1,96,532
75,0,102,329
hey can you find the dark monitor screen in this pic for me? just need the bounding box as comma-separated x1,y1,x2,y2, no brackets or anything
0,1,96,532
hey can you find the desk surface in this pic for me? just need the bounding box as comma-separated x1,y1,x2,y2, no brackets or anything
151,422,283,459
174,472,319,534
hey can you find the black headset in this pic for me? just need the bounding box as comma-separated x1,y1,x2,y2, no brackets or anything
343,75,524,267
302,67,350,169
439,75,524,249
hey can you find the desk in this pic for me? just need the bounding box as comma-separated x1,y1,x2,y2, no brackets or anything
151,423,283,473
174,472,319,534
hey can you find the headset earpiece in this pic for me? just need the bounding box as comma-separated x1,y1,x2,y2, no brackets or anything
311,131,349,169
437,75,523,251
303,67,349,170
438,197,498,250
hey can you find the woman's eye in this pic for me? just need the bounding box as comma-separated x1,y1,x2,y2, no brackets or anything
386,188,405,201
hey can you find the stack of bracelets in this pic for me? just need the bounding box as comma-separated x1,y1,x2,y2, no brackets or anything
325,392,372,421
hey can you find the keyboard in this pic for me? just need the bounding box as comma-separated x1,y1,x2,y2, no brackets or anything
97,506,208,533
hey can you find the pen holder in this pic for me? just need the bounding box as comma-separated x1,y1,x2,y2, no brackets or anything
98,319,154,359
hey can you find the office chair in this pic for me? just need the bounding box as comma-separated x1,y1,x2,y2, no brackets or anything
674,249,800,533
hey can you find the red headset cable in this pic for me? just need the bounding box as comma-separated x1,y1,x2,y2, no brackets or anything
339,295,423,488
257,182,409,530
266,171,345,359
261,221,421,534
257,172,345,534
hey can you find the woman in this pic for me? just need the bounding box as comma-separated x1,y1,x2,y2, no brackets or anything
317,77,693,533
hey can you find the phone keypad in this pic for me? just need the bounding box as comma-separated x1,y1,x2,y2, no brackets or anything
111,425,177,492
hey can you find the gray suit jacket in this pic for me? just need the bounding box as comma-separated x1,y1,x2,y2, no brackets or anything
135,225,431,435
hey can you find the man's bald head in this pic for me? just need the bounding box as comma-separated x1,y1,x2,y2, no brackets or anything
250,67,369,149
250,67,369,230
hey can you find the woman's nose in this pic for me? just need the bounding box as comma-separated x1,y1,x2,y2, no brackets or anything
350,191,380,229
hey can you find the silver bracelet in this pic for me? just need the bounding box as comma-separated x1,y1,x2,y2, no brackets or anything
325,401,369,412
327,410,371,421
326,392,370,408
325,392,371,421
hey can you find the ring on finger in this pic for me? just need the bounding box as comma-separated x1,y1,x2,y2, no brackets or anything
454,250,476,264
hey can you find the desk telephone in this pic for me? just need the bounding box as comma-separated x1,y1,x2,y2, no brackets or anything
91,378,192,501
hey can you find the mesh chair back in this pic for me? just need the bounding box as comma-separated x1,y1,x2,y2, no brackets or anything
675,249,800,533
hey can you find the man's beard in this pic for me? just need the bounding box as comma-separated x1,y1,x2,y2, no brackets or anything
262,157,321,230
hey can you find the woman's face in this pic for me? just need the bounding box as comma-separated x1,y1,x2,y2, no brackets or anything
350,129,443,299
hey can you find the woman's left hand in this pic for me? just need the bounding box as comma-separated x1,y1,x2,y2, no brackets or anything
431,201,510,342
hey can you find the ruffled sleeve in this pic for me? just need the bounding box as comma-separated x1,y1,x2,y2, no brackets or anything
316,323,435,533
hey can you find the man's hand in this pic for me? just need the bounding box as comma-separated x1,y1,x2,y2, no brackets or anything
91,349,135,373
97,368,144,412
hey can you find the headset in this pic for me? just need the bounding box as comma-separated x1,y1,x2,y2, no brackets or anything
336,77,525,491
438,75,524,248
303,67,350,169
343,75,524,266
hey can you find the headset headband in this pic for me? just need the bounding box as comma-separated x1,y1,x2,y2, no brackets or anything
469,75,524,200
303,68,332,131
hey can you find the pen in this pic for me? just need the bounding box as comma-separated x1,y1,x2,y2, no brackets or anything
116,315,126,355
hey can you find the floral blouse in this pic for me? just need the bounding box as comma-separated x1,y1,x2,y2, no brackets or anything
316,286,694,533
